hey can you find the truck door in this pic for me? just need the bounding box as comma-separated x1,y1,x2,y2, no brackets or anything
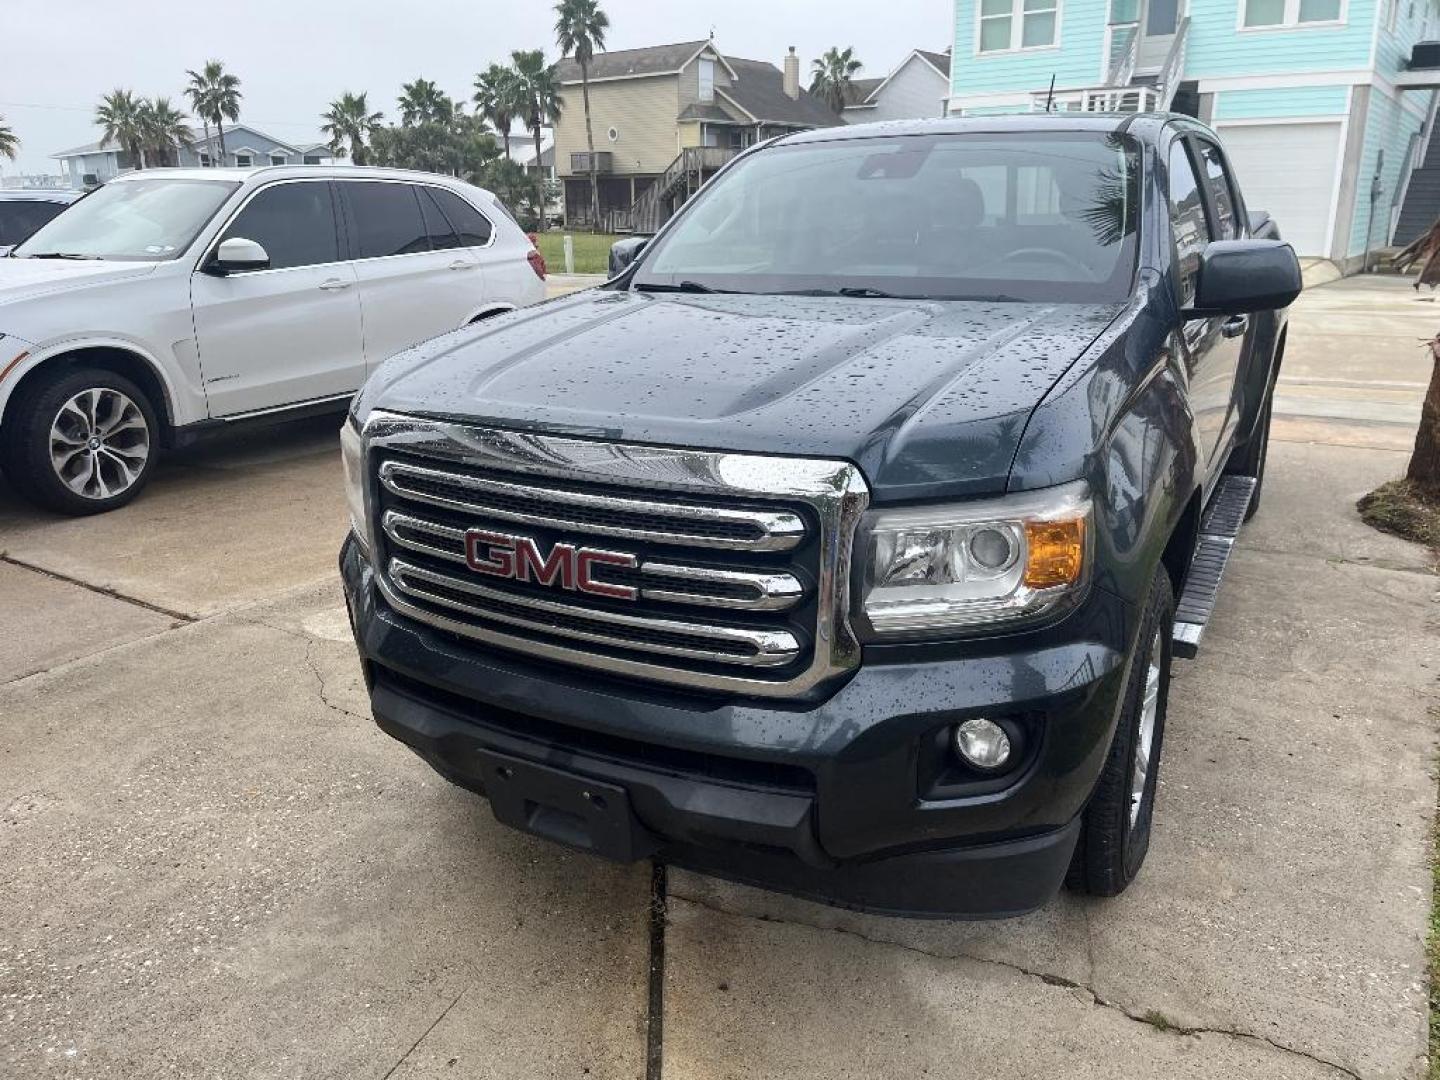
1165,135,1244,488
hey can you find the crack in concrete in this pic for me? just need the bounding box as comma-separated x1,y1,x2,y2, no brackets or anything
0,554,198,621
379,985,467,1080
304,638,370,723
670,893,1363,1080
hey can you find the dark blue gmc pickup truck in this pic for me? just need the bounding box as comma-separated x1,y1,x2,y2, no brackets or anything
338,114,1301,917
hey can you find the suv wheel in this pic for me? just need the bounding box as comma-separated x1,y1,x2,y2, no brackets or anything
1066,563,1174,897
4,368,159,515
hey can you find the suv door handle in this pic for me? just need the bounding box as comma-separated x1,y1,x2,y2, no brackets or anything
318,278,353,291
1221,315,1249,339
447,259,473,271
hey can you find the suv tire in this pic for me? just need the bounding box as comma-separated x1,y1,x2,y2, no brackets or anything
3,367,159,516
1066,562,1174,897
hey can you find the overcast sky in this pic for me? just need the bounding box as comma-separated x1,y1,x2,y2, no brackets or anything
2,0,952,176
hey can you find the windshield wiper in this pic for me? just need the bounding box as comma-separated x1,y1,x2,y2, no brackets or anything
21,252,100,260
632,280,735,294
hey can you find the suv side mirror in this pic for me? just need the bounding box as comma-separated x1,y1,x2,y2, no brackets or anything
1186,239,1302,318
207,236,271,275
609,236,649,277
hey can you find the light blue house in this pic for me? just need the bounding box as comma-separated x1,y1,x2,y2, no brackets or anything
53,124,337,189
946,0,1440,267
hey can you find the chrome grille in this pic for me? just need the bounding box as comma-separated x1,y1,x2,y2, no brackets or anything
360,412,869,697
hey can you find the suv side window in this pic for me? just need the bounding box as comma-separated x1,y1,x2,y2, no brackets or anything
342,181,429,259
1194,140,1242,240
219,182,339,270
418,188,461,250
1166,140,1212,307
428,187,494,247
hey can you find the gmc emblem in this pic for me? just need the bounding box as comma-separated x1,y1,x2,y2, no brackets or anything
464,528,638,601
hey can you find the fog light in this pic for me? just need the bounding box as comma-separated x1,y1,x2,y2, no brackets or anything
954,718,1012,771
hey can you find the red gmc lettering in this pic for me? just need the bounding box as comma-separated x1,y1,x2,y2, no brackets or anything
576,550,639,601
463,529,639,601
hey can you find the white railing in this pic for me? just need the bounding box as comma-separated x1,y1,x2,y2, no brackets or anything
1108,22,1141,86
1032,85,1160,113
1156,17,1191,111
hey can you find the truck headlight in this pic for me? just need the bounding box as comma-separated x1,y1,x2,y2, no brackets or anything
857,481,1091,638
340,415,374,558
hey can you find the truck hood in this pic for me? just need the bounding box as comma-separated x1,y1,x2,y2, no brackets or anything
0,257,159,308
361,289,1124,501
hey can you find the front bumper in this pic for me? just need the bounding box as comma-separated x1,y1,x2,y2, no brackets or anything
341,535,1137,918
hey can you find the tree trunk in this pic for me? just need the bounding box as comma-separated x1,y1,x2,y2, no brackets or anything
200,122,211,165
502,127,511,163
1407,335,1440,498
582,61,599,232
217,120,227,164
534,126,547,232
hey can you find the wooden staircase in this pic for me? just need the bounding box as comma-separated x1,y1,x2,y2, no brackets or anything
606,146,738,235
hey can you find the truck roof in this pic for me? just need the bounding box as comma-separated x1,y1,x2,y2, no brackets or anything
778,112,1185,146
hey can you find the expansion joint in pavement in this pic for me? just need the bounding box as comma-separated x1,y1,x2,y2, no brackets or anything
647,862,668,1080
669,894,1365,1080
0,554,197,622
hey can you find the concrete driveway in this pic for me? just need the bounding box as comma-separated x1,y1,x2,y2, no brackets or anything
1,274,1436,1079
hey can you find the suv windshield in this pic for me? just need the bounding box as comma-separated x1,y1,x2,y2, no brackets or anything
13,177,239,262
631,131,1140,303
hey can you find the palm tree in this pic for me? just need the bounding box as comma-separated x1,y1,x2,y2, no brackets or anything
0,115,18,162
140,98,193,167
398,78,454,127
473,64,524,160
512,49,562,232
183,68,214,163
555,0,609,231
810,46,863,113
321,92,383,166
186,60,241,164
96,89,146,168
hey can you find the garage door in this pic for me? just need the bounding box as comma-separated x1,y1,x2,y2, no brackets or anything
1217,122,1342,257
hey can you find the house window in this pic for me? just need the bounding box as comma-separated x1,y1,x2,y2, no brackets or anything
270,153,287,166
979,0,1060,53
199,152,212,167
699,58,715,103
235,153,253,167
304,154,322,165
1242,0,1343,27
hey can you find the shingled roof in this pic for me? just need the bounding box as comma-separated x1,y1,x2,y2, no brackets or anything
555,40,713,83
718,57,842,127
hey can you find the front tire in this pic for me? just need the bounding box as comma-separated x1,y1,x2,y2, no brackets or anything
3,367,159,515
1066,563,1174,897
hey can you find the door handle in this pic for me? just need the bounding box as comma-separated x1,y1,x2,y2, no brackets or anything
318,278,353,291
1221,315,1249,339
447,260,473,271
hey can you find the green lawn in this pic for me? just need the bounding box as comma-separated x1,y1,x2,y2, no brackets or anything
535,232,621,276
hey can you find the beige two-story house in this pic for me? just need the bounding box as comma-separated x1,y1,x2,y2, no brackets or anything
554,39,841,232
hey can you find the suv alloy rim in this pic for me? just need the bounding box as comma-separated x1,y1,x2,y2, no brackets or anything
48,387,151,500
1129,626,1163,829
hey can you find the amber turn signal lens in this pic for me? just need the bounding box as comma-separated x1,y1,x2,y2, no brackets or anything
1023,517,1086,589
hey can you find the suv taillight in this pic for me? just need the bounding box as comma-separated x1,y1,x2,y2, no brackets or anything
527,248,547,280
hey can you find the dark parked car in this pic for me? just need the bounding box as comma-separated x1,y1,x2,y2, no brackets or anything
0,189,81,253
338,114,1301,917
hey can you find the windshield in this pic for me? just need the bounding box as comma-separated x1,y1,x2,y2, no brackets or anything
631,131,1140,303
13,177,239,262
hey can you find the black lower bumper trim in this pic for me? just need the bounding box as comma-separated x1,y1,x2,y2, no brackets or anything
370,670,1079,919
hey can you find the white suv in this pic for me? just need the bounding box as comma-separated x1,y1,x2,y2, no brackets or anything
0,166,547,514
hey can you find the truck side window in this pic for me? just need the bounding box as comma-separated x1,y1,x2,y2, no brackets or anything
1194,141,1240,239
1166,141,1212,307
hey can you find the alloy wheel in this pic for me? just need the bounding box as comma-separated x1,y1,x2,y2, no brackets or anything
1128,626,1163,829
48,387,151,500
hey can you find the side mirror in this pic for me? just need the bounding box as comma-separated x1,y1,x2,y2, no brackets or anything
207,236,270,275
1185,239,1302,318
609,236,649,277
